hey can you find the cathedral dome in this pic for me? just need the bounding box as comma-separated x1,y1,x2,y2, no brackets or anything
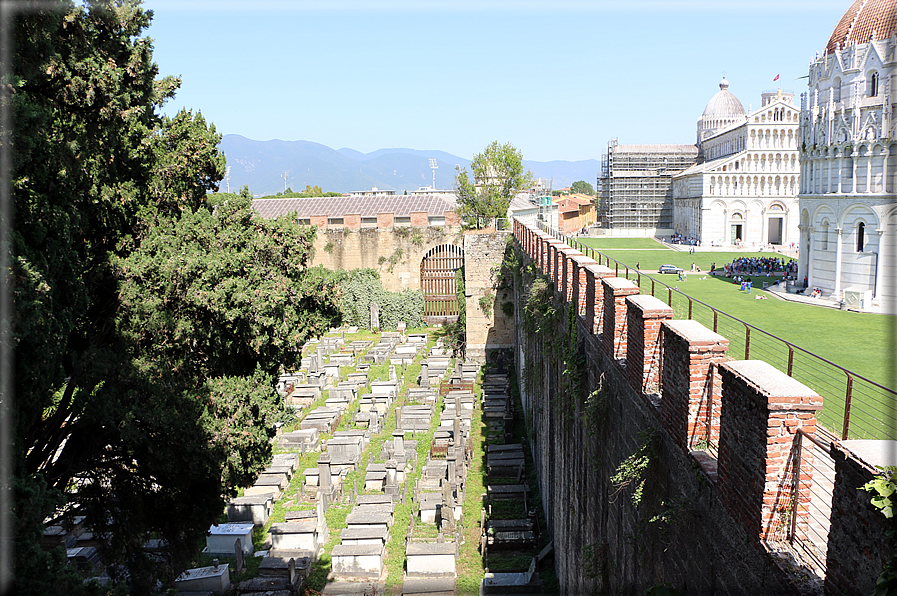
697,77,746,145
702,77,746,119
826,0,897,54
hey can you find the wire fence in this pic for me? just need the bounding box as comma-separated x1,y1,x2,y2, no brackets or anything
534,222,896,441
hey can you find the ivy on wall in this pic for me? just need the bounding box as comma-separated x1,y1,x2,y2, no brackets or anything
336,268,424,330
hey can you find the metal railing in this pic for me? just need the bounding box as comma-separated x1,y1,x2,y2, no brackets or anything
531,221,896,441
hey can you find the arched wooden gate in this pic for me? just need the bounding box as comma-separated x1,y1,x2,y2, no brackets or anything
420,244,464,319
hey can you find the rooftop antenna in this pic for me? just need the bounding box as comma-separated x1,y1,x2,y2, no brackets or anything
225,166,231,193
281,170,289,193
429,158,438,190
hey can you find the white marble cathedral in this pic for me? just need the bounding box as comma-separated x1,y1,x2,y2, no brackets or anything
672,78,801,248
797,0,896,313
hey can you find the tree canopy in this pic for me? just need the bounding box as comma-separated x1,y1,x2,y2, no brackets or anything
453,141,532,228
571,180,595,196
9,2,341,593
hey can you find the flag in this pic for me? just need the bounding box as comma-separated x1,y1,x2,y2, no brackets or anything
773,74,780,81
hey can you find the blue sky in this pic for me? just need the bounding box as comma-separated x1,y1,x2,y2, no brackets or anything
146,0,849,162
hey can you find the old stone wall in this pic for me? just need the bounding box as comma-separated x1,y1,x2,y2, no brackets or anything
825,442,894,596
511,220,833,595
309,226,463,293
463,231,515,363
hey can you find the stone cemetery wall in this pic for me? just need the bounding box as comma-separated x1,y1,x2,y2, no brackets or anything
510,219,888,595
463,231,516,363
309,226,464,294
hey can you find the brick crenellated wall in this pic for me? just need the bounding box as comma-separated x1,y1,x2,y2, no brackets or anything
824,441,896,596
561,249,583,303
717,360,821,541
508,219,869,594
572,255,597,317
601,277,639,362
624,294,674,394
585,264,614,336
660,320,729,452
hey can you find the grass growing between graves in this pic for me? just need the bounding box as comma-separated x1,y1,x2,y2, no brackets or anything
384,390,445,592
457,405,487,596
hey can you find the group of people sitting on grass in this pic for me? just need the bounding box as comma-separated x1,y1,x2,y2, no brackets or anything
720,256,797,278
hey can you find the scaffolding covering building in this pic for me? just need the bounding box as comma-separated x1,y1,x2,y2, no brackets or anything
598,140,698,235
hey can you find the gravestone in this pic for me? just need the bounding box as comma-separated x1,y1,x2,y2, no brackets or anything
234,538,245,573
370,303,380,330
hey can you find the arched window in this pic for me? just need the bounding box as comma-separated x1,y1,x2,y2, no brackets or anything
856,222,865,252
868,72,879,97
833,77,841,102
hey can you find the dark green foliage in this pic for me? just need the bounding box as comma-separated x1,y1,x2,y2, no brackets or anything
441,268,467,358
337,268,424,330
571,180,596,196
11,2,341,592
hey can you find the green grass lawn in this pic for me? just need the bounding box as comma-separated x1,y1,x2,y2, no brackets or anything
572,237,896,439
572,237,666,250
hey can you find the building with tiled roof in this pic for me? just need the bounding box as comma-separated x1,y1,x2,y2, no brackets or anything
797,0,896,312
554,193,596,234
252,193,461,229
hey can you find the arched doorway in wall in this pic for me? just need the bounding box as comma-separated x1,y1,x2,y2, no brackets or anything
730,212,744,246
420,244,464,320
767,203,786,245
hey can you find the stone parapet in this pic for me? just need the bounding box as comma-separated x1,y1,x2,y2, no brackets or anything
601,277,640,362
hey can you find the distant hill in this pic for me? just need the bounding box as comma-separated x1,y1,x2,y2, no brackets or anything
219,135,600,196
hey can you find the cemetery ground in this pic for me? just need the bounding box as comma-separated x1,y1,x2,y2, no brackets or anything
183,326,556,595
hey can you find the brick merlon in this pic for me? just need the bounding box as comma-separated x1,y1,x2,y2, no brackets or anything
663,320,729,349
572,255,597,267
626,294,674,317
603,277,639,292
721,360,823,410
585,264,615,276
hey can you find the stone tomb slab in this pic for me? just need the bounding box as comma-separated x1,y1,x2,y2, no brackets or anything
417,493,444,524
339,526,389,546
405,542,456,578
402,577,456,596
321,581,385,595
174,564,230,594
227,493,274,525
269,520,326,552
330,544,385,579
345,510,394,531
206,523,254,556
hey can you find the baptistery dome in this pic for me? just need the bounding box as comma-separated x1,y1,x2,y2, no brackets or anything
825,0,897,54
697,77,746,144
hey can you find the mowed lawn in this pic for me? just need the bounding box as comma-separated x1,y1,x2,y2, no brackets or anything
574,237,896,439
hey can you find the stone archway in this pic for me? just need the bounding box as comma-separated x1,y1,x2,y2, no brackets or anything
420,244,464,321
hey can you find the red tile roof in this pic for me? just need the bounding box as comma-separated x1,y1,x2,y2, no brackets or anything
252,193,458,219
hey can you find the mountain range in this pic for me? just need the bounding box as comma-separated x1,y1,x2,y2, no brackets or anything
219,135,601,197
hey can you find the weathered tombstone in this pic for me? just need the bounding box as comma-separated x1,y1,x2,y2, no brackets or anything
393,430,405,457
318,453,332,510
389,365,396,383
396,407,403,430
420,362,429,388
289,557,296,586
370,302,380,330
234,538,245,573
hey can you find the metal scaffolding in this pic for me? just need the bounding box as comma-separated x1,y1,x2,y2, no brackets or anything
598,140,698,231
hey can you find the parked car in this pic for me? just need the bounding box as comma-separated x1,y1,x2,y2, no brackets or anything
658,264,684,274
